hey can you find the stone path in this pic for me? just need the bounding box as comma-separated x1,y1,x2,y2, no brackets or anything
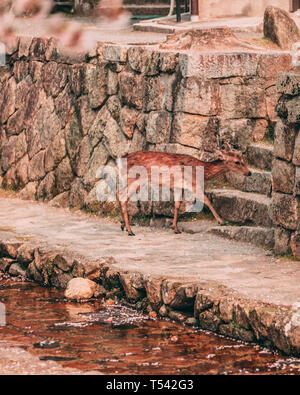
0,342,100,375
0,197,300,307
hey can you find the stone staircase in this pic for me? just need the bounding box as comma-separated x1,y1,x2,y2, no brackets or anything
206,142,275,250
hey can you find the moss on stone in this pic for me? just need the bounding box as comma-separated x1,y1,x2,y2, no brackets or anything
43,255,55,278
230,310,243,331
0,187,18,198
278,250,299,262
83,202,122,222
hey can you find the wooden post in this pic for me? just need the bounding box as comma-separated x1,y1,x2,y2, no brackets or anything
168,0,175,17
191,0,199,21
290,0,300,12
185,0,189,13
176,0,181,22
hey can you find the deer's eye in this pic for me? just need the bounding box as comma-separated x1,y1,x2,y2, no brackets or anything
235,161,240,165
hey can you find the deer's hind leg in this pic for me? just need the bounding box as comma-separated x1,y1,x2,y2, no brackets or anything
122,201,135,236
118,197,135,236
117,189,135,236
117,177,149,236
116,189,126,231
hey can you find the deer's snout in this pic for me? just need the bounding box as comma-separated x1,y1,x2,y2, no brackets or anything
247,170,252,177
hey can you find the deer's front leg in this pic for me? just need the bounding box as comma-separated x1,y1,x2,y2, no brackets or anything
203,194,225,225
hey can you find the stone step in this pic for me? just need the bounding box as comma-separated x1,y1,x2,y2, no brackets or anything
124,4,185,16
206,189,273,227
246,143,274,171
149,218,274,249
226,168,272,196
150,218,218,233
208,226,275,250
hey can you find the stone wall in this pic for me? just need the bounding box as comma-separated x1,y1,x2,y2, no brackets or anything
0,36,293,219
273,72,300,257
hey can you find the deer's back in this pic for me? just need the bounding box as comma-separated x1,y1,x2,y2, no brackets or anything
124,151,204,170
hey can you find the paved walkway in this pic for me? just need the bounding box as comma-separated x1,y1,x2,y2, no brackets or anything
0,197,300,307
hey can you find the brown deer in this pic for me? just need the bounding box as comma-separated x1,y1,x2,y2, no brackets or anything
115,144,251,236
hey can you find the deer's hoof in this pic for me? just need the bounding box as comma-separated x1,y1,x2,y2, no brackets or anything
128,232,135,236
121,224,125,231
174,229,182,234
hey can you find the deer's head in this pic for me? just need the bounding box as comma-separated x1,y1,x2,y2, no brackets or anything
216,143,251,177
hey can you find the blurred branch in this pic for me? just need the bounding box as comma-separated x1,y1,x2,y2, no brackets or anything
0,0,131,54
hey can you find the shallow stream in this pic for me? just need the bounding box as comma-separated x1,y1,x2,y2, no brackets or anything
1,276,300,375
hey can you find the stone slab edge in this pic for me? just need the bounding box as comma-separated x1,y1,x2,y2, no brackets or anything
132,20,263,35
1,236,300,356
